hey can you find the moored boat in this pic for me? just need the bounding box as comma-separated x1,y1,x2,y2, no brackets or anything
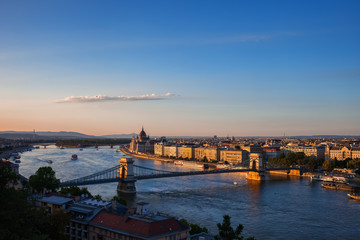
214,163,231,169
182,161,206,168
321,182,356,191
71,154,78,160
47,160,53,164
311,175,348,183
347,193,360,200
174,160,184,166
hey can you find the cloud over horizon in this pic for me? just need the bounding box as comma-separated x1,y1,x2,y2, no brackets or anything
55,92,176,103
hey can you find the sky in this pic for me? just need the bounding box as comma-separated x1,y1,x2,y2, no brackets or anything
0,0,359,137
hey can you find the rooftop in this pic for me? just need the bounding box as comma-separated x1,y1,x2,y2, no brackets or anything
91,211,189,238
40,195,73,205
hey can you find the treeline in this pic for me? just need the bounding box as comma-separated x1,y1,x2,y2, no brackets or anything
269,152,360,173
322,158,360,173
268,152,324,171
56,138,131,147
0,166,70,239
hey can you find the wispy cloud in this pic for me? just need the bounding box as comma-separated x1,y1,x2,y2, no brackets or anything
0,31,300,60
55,92,176,103
97,32,299,49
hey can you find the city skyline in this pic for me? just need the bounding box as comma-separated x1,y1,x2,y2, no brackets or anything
1,0,359,136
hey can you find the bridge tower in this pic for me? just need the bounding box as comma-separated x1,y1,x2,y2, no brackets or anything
117,157,137,194
247,153,265,181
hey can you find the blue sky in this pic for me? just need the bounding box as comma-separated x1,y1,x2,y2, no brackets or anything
0,0,359,136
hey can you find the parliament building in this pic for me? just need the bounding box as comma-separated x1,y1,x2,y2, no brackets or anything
129,127,154,154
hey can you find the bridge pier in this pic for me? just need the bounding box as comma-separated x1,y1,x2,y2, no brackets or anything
117,180,136,194
289,169,302,176
247,154,265,181
247,171,265,181
117,157,137,194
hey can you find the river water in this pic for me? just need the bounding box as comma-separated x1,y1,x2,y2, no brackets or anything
18,145,360,240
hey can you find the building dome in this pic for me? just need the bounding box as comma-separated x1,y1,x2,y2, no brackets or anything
139,127,147,138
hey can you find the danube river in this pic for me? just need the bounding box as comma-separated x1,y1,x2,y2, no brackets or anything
19,145,360,240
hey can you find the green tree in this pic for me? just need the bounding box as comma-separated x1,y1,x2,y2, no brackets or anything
60,186,92,197
111,195,127,206
0,188,49,239
322,160,334,172
215,215,255,240
48,211,72,240
179,218,208,235
29,166,60,193
0,166,19,191
94,194,102,200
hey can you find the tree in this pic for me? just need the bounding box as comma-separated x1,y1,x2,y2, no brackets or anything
0,166,19,191
94,194,103,200
111,195,127,206
48,211,71,240
215,215,255,240
60,186,93,197
179,218,208,235
29,166,60,193
322,160,334,172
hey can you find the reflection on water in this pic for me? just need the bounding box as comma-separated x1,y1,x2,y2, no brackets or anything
19,146,360,240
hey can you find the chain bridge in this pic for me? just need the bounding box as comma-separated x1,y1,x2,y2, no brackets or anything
59,154,302,193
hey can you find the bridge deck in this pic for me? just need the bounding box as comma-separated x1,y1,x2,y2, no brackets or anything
59,167,298,187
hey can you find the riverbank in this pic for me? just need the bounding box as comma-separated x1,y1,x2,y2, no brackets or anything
120,146,174,162
0,145,32,160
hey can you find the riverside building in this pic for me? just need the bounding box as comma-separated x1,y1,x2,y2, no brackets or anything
129,127,154,154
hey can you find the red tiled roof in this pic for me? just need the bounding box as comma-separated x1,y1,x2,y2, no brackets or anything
91,212,188,237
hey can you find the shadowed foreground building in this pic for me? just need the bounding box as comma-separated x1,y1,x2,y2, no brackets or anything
89,203,190,240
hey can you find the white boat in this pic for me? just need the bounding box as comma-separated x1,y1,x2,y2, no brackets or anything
174,160,184,166
215,164,231,169
182,161,207,169
311,175,348,183
311,175,322,181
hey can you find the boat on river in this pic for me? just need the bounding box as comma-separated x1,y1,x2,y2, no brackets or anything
71,154,78,160
214,163,231,169
47,160,53,164
311,175,348,183
174,160,184,166
347,193,360,200
182,161,208,169
321,182,356,191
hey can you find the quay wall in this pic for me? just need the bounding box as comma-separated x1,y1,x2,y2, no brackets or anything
120,146,173,162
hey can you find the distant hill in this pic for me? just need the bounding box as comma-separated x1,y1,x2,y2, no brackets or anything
0,131,98,140
100,133,135,138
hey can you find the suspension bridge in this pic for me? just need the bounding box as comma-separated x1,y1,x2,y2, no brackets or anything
59,154,302,193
